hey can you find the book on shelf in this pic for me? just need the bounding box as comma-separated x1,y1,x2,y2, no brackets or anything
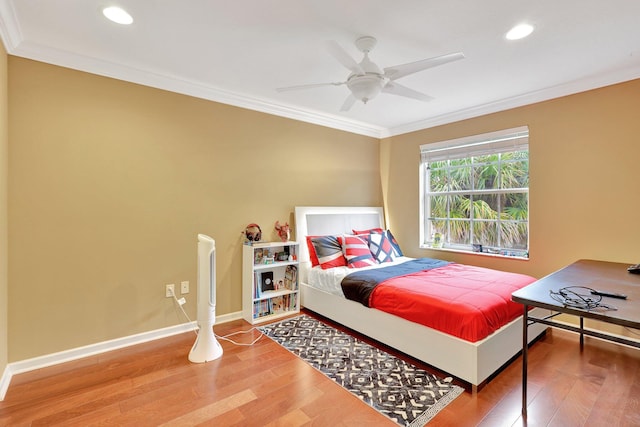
271,295,284,313
254,272,261,298
252,294,295,319
284,265,297,290
253,299,271,318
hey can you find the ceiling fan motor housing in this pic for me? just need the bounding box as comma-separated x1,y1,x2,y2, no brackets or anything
347,36,385,103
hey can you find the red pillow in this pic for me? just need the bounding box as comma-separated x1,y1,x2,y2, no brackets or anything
342,235,377,268
309,235,347,269
353,228,384,235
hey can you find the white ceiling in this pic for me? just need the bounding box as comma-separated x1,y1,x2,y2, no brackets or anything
1,0,639,138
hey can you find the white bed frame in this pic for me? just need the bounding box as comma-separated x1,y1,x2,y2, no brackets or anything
294,206,548,390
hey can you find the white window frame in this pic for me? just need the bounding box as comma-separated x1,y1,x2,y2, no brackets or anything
419,126,529,259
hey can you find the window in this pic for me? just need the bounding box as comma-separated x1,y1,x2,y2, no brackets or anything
420,126,529,258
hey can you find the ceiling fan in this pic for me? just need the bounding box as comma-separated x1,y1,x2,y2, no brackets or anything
276,36,465,111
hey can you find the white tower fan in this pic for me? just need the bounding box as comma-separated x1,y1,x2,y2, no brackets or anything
188,234,223,363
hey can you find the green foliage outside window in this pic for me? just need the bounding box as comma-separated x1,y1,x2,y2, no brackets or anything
426,151,529,252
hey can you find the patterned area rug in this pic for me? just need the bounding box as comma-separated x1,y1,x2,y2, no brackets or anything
259,314,463,426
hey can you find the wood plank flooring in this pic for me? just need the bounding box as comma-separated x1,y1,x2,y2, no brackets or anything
1,310,639,426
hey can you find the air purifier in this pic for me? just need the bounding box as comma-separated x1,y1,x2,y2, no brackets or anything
188,234,223,363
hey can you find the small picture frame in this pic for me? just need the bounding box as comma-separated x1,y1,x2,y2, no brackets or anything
254,248,263,264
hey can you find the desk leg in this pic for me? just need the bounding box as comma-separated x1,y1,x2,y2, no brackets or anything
522,304,529,417
580,317,584,349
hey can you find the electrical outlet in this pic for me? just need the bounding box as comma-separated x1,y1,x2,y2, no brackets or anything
181,281,189,294
165,284,175,298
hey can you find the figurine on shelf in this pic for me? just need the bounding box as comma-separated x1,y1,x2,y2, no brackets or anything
242,223,262,244
274,220,290,242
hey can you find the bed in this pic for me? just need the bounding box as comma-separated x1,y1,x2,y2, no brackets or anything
294,206,548,390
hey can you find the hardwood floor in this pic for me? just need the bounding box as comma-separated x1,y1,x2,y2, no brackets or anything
1,310,639,426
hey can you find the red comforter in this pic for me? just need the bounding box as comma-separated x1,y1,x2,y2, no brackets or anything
368,263,536,342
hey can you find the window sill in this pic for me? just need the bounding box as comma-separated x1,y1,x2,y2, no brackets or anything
420,245,529,261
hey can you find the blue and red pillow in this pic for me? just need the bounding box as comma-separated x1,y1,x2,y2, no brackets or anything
368,232,397,263
385,229,404,257
307,235,347,269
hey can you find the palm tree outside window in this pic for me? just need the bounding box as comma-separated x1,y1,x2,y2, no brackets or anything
420,126,529,258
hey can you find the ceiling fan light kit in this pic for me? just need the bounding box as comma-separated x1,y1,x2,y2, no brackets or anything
347,74,383,104
277,35,464,111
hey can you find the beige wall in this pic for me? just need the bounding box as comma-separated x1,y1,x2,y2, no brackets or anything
7,57,380,361
0,41,8,375
381,78,640,279
7,53,640,363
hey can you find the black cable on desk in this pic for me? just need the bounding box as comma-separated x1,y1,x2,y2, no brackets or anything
549,286,617,311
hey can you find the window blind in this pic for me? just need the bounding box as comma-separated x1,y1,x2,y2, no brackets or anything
420,126,529,163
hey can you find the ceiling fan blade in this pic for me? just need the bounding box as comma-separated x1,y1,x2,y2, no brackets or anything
384,52,465,81
326,40,364,75
340,94,357,111
276,81,345,92
382,82,433,102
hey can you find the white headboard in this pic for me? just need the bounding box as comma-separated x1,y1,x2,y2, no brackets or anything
294,206,385,277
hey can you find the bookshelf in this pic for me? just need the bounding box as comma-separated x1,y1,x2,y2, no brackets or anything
242,241,299,324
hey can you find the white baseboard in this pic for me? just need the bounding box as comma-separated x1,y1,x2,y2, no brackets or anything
0,365,11,402
0,310,242,401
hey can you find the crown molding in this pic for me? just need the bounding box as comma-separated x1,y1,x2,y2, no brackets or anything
0,0,21,51
2,16,639,140
384,66,640,138
7,37,386,138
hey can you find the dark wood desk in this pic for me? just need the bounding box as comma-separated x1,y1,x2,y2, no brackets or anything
511,259,640,417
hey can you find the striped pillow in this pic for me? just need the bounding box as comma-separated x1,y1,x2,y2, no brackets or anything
342,235,377,268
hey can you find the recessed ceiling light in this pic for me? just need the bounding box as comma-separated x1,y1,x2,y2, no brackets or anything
103,6,133,25
506,23,534,40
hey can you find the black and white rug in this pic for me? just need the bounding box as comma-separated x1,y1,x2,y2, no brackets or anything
259,314,463,427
